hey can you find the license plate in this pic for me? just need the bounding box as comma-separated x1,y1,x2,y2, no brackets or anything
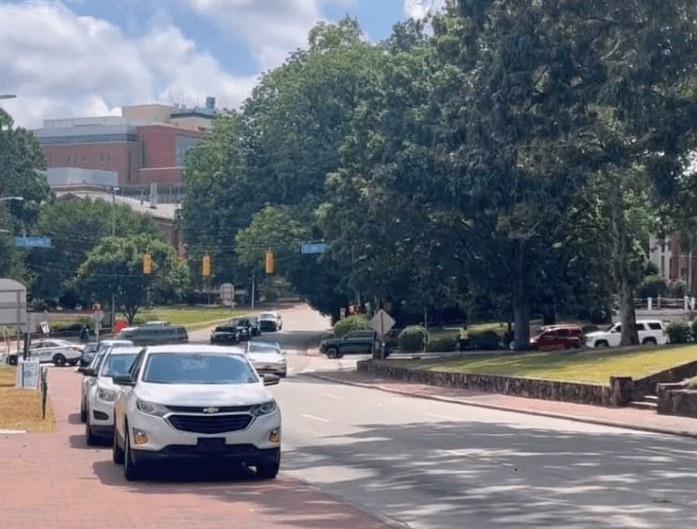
197,438,225,453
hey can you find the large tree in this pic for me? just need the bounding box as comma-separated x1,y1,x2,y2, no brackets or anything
76,235,190,324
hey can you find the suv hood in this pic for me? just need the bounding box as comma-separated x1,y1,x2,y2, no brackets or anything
248,351,284,363
585,331,608,339
136,382,271,407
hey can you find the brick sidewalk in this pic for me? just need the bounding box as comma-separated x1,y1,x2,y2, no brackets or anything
0,368,390,529
310,370,697,438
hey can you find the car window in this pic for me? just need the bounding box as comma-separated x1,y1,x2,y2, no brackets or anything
648,322,663,330
260,313,276,319
635,323,646,331
129,350,146,379
142,353,257,385
557,329,569,336
614,325,621,333
215,326,236,332
100,353,138,377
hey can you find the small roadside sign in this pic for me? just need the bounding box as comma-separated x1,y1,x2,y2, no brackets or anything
15,237,52,249
220,283,235,307
370,309,395,338
301,242,327,254
40,321,49,335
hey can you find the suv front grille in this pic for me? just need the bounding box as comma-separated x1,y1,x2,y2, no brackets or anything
168,414,253,434
166,405,253,413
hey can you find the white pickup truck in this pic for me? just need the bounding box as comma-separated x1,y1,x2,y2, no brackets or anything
585,320,667,348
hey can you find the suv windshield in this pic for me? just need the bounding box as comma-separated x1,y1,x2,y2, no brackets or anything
101,353,138,377
142,353,258,385
215,326,236,333
260,313,276,319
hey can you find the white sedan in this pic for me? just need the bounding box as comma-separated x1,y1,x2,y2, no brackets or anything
85,347,141,445
29,339,83,367
246,341,287,378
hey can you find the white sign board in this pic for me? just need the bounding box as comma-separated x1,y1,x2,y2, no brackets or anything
0,279,27,330
40,321,50,335
220,283,235,306
370,309,396,338
16,359,40,390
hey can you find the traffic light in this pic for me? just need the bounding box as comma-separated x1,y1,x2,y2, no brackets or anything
143,253,152,275
265,250,275,275
202,254,211,278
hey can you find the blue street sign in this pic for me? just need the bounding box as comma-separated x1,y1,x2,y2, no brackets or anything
301,242,327,254
15,237,52,249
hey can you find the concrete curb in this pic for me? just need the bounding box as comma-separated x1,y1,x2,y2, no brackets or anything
307,373,697,440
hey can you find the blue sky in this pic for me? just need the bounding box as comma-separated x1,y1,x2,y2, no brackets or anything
0,0,445,127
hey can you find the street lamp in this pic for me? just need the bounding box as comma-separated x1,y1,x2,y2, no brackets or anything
110,186,120,331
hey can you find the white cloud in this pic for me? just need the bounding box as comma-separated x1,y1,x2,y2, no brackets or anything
183,0,329,70
404,0,447,19
0,1,256,128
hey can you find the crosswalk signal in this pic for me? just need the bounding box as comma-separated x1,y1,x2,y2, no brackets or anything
202,254,211,278
143,253,152,275
265,250,275,275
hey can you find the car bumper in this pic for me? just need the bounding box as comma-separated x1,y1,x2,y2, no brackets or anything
254,365,287,376
90,398,116,429
131,445,280,465
210,336,238,344
125,409,282,453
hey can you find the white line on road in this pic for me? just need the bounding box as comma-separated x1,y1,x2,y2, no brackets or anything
317,392,342,401
301,413,331,423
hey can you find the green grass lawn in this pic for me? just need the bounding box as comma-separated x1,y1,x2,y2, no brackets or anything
139,306,245,329
392,345,697,385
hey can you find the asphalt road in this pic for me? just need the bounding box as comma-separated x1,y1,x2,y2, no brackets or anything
274,376,697,529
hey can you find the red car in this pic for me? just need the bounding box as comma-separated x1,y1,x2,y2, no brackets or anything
530,325,584,351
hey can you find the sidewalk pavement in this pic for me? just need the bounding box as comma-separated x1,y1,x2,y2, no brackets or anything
310,369,697,439
0,368,391,529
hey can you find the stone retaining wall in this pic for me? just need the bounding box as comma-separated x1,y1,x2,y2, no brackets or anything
632,358,697,399
657,382,697,418
357,360,622,406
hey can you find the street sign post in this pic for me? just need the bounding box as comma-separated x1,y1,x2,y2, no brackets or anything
220,283,235,307
14,237,51,249
370,309,396,360
92,310,104,343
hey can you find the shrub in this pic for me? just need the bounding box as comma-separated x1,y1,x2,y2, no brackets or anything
333,315,371,338
461,330,501,351
426,335,459,352
637,275,668,299
690,320,697,343
667,321,691,344
670,280,688,299
398,325,428,351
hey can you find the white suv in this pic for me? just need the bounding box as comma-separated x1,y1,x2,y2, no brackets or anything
112,345,281,481
585,320,667,348
85,347,141,445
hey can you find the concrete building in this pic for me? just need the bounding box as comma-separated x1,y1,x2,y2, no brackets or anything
649,233,697,292
35,98,217,198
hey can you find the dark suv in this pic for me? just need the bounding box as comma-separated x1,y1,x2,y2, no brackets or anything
320,330,393,358
210,325,241,345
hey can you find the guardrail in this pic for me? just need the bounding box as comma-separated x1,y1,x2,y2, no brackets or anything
634,296,696,311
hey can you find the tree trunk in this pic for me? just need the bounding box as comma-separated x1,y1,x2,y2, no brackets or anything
618,271,639,346
541,305,556,326
512,244,531,351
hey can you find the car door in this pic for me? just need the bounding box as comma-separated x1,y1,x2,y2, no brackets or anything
344,331,373,353
635,322,647,341
29,341,49,362
536,330,558,351
114,350,145,438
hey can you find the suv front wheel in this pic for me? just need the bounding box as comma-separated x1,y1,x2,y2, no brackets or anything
256,450,280,479
123,422,144,481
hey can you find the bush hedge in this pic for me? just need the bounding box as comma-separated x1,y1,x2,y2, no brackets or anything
398,325,428,351
667,321,691,344
461,330,501,351
333,315,371,338
426,335,459,352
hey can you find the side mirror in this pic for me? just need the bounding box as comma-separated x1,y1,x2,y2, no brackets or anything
78,367,96,377
112,375,135,387
263,374,280,386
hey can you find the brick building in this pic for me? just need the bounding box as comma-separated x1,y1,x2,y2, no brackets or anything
35,99,217,193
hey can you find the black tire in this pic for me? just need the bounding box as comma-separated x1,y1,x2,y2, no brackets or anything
80,399,87,423
256,453,280,479
595,340,609,348
123,424,143,481
334,348,344,359
112,426,125,464
85,416,97,446
643,337,657,346
280,371,287,378
53,354,67,367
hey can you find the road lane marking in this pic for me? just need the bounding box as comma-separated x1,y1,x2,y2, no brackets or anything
318,392,341,401
301,413,330,423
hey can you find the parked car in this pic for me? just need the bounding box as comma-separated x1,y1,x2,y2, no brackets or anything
246,341,287,378
585,320,667,348
80,339,135,367
258,312,282,332
112,345,281,481
320,330,386,358
116,325,188,346
84,346,141,445
529,325,584,351
210,325,241,345
27,339,83,367
79,351,107,423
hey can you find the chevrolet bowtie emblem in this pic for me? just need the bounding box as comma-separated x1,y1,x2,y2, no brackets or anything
203,407,219,414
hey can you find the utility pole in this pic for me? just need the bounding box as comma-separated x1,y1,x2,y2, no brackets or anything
110,186,119,332
251,269,256,310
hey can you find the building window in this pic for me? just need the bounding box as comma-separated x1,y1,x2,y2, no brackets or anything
175,136,201,166
661,255,665,278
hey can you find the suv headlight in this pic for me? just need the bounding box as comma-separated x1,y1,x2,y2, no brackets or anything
97,387,118,402
250,400,277,417
136,399,169,417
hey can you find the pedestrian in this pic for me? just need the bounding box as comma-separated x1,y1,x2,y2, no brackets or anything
80,325,90,343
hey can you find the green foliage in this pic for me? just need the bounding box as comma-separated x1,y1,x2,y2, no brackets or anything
691,320,697,343
426,335,459,352
28,198,160,303
667,321,692,344
670,281,688,299
76,235,190,324
461,330,502,351
637,275,668,299
398,325,428,352
333,315,371,338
